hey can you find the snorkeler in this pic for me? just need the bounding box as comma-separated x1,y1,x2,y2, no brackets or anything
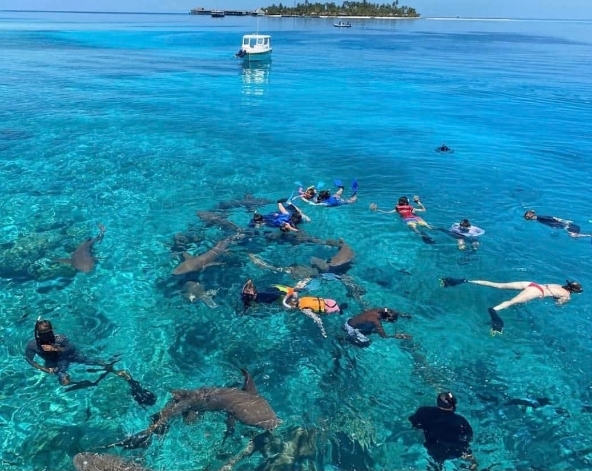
435,143,454,153
343,307,411,347
25,319,104,386
295,185,318,202
241,278,309,311
370,195,435,243
251,199,310,233
282,289,346,338
523,209,582,235
440,277,583,335
309,179,358,207
409,392,477,471
440,219,485,250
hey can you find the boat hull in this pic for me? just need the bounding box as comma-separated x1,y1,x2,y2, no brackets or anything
241,51,272,63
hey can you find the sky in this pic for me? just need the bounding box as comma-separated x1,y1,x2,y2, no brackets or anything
1,0,591,19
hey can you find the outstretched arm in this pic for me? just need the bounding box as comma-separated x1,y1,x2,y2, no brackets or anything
370,203,396,214
373,319,388,338
412,196,426,212
25,349,54,374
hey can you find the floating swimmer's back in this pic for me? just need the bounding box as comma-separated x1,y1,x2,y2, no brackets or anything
450,224,485,237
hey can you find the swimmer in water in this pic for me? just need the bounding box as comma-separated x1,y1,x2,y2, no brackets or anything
283,289,346,338
370,195,434,243
435,144,454,153
444,219,485,250
440,278,583,335
524,209,581,235
25,319,105,386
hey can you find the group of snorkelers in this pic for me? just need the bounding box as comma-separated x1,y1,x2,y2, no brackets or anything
248,180,360,233
24,173,587,471
371,195,485,248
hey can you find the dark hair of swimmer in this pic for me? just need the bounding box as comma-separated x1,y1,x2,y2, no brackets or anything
460,219,471,228
380,308,398,322
316,190,330,202
35,319,56,349
437,392,457,411
524,210,536,220
398,196,409,206
563,280,583,294
253,213,264,223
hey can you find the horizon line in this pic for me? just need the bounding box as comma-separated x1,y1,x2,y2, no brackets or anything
0,9,590,21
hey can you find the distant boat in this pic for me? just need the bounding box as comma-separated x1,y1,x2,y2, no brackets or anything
236,34,272,63
334,21,352,27
211,9,225,17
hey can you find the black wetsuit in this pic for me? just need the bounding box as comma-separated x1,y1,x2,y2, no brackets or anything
253,287,285,304
409,406,473,465
536,215,580,234
25,335,100,384
241,286,288,311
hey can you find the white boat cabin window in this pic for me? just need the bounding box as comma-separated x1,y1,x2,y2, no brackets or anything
243,37,270,48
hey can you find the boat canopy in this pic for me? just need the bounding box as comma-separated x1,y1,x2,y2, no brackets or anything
242,35,271,48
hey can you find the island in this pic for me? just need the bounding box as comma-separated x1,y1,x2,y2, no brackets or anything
262,1,419,18
190,2,419,17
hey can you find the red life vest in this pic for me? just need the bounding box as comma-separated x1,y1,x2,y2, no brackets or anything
396,204,415,219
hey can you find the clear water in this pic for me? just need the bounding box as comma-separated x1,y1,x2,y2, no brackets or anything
1,11,592,471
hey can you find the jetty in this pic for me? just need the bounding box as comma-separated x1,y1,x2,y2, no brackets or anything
190,7,265,16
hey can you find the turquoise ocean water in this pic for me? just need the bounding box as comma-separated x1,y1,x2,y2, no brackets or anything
1,10,592,471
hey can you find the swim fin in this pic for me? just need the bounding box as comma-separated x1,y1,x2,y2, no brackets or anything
440,277,467,288
420,232,436,244
488,308,504,335
351,179,359,196
333,179,343,188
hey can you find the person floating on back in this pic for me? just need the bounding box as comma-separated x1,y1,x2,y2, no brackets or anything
440,219,485,250
440,277,583,335
409,392,477,471
370,195,434,244
343,307,411,347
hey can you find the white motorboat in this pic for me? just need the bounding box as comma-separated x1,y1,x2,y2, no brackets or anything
236,34,272,63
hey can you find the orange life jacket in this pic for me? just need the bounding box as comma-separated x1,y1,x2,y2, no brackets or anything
297,297,325,313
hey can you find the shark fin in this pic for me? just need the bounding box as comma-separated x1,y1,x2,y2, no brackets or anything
240,368,259,395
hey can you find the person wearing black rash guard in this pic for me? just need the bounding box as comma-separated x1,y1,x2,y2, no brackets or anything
409,392,477,471
524,209,581,235
25,319,104,386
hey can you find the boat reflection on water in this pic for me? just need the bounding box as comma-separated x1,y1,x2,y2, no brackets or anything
240,62,271,96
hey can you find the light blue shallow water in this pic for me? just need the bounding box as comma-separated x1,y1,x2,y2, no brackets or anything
1,11,592,471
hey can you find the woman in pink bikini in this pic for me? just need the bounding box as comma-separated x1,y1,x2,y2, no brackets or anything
440,277,583,335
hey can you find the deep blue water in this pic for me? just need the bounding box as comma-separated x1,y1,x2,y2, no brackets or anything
1,11,592,471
